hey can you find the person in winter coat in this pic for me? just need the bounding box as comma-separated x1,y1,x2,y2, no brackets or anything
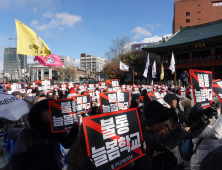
180,70,189,88
1,99,79,170
199,145,222,170
65,124,97,170
164,94,185,126
190,97,222,170
134,100,216,170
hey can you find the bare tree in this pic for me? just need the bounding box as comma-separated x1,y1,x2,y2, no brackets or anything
57,66,77,84
105,36,131,62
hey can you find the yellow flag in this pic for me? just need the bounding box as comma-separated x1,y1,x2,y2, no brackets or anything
160,61,164,80
15,19,51,57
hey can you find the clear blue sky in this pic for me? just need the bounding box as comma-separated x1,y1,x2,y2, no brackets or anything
0,0,176,72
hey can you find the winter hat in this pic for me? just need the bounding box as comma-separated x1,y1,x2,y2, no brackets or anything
11,91,22,97
163,94,178,105
143,100,170,125
28,99,55,135
181,99,191,108
141,89,147,97
130,94,140,108
70,87,76,94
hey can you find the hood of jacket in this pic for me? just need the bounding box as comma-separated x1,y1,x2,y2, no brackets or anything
28,99,55,136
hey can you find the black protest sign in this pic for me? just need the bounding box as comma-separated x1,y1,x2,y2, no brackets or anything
160,90,167,98
189,69,212,108
212,79,222,102
48,99,78,133
72,94,91,115
99,91,130,114
99,82,106,90
148,91,170,108
84,91,96,102
82,108,145,170
132,86,140,94
106,79,120,92
37,79,54,92
5,83,26,94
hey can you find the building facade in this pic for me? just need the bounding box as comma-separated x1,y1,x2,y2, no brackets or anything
3,47,27,75
143,19,222,81
80,53,107,72
59,56,68,67
173,0,222,33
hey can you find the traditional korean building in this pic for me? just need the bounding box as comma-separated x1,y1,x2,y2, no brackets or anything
142,19,222,81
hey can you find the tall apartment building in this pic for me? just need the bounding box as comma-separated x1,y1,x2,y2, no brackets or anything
80,53,107,72
173,0,222,33
59,56,68,67
3,47,27,75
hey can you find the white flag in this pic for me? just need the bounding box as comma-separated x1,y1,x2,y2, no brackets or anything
152,60,157,78
169,51,175,74
120,61,129,71
143,53,150,78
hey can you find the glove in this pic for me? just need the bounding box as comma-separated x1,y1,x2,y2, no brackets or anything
68,122,79,140
185,104,203,127
23,93,29,101
202,103,217,120
36,90,40,97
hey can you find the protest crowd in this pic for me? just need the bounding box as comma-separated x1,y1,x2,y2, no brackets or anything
0,72,221,170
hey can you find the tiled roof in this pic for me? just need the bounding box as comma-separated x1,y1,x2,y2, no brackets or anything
142,19,222,52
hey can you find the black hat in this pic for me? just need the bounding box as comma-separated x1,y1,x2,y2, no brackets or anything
141,89,147,97
143,100,170,125
11,91,23,97
130,94,140,108
163,94,178,105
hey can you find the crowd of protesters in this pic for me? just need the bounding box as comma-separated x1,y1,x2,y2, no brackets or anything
0,81,221,170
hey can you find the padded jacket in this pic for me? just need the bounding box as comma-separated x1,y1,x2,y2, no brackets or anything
190,114,222,170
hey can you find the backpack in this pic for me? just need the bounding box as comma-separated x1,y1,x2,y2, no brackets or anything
180,138,203,161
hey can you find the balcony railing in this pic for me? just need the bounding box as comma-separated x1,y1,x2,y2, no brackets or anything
157,56,222,70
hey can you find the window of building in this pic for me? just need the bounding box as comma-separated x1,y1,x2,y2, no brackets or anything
198,4,201,6
198,11,201,13
186,12,190,16
198,18,201,20
186,19,190,23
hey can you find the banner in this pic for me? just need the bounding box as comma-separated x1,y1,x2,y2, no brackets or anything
212,79,222,102
48,99,78,133
87,84,96,91
0,91,29,121
99,91,130,114
72,94,91,115
120,61,129,71
34,53,64,66
189,69,212,108
15,19,51,57
106,79,120,92
82,108,144,170
148,91,170,108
